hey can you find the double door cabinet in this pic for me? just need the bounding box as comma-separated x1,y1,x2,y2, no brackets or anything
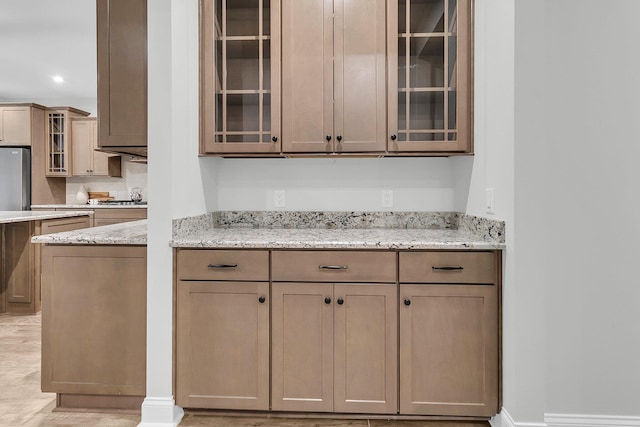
175,248,500,417
200,0,472,156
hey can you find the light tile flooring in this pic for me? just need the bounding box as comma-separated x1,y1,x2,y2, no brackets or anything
0,313,489,427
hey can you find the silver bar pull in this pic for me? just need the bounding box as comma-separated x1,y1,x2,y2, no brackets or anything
208,264,238,269
432,266,464,271
319,265,349,270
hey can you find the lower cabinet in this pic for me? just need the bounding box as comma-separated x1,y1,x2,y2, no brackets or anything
176,281,270,410
175,249,270,410
271,281,397,414
40,245,146,409
174,248,501,418
1,216,91,314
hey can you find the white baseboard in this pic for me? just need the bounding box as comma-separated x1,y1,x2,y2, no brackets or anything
546,414,640,427
137,397,184,427
492,408,548,427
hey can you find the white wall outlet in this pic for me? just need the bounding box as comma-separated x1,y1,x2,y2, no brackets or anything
486,188,495,214
274,190,286,208
381,190,393,208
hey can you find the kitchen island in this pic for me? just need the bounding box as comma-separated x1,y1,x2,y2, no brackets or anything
32,220,147,412
0,210,92,314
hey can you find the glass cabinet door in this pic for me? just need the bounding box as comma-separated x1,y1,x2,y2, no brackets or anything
201,0,281,154
46,112,69,176
388,0,472,153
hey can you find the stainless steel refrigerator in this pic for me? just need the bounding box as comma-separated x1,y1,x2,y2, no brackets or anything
0,147,31,211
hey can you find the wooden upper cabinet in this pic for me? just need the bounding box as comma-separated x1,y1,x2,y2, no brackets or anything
97,0,148,154
45,107,90,177
200,0,282,154
71,118,121,177
388,0,473,153
282,0,386,153
0,106,31,146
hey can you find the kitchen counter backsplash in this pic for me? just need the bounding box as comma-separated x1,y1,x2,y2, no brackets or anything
173,211,505,244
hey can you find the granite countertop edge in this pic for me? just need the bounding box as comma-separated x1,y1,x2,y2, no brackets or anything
31,204,148,209
32,219,147,245
1,210,93,224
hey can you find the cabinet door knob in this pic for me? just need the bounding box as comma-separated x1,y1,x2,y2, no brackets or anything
404,298,411,306
336,135,342,142
326,135,332,142
259,295,266,303
272,136,278,142
324,297,332,304
390,134,397,140
337,297,344,305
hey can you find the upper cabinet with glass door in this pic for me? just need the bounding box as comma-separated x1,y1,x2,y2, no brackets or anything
200,0,281,154
388,0,473,154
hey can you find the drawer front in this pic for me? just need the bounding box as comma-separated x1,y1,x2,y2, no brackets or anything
94,208,147,220
272,251,396,283
40,216,91,235
399,251,497,284
177,249,269,281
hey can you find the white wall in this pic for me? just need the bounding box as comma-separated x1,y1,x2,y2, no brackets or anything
542,0,640,417
216,157,455,211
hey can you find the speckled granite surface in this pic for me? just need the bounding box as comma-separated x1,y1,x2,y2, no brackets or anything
32,204,147,209
32,220,147,245
170,211,505,250
0,210,92,224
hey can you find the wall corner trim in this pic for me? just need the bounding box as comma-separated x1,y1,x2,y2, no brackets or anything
545,414,640,427
492,408,548,427
138,397,184,427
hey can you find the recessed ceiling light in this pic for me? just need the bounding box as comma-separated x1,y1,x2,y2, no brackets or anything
52,75,64,84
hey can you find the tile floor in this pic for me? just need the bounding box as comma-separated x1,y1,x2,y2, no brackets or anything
0,313,489,427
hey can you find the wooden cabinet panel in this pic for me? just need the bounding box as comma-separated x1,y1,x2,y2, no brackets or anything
0,106,31,146
282,0,386,153
40,217,91,235
399,283,498,416
271,282,334,412
177,249,269,281
176,281,269,410
4,221,35,305
41,245,146,396
45,107,90,177
97,0,147,152
272,250,396,283
72,118,120,177
400,251,498,284
334,283,397,414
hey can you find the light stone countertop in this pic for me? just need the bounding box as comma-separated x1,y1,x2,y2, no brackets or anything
170,227,505,250
31,204,148,209
32,220,147,245
0,210,93,224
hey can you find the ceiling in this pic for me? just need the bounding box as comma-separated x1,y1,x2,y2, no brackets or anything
0,0,96,109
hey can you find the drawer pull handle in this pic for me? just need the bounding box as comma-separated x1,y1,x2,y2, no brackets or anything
208,264,238,269
319,265,349,270
432,266,464,271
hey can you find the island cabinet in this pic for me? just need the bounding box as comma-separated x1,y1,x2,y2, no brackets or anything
40,245,146,410
281,0,387,154
271,251,397,414
175,249,271,410
1,216,91,314
399,251,500,416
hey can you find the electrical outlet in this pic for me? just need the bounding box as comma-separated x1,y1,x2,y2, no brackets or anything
381,190,393,208
486,188,495,214
274,190,286,208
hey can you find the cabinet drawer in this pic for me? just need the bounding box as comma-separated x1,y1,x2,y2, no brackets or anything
272,251,396,283
94,208,147,220
399,251,497,284
177,249,269,281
